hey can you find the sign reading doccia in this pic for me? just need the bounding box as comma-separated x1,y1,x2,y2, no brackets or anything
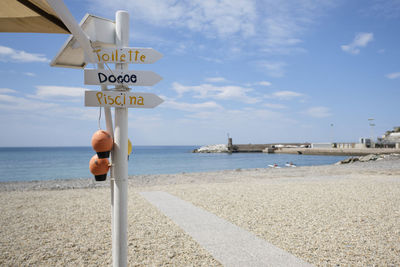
84,69,162,86
85,90,164,108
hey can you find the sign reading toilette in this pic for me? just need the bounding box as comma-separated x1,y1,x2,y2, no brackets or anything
86,47,163,64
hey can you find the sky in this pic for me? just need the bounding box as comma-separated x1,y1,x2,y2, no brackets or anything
0,0,399,146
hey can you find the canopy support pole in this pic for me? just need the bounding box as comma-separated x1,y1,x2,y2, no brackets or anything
112,10,129,267
47,0,95,62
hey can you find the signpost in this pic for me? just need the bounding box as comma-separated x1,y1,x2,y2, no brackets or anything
85,91,164,108
112,12,129,267
2,1,163,267
45,2,163,267
84,69,162,86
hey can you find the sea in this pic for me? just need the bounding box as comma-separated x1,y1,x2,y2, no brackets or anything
0,146,348,182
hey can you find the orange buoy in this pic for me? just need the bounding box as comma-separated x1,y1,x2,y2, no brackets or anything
91,130,113,158
89,154,110,181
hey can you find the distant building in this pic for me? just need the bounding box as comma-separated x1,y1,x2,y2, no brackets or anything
336,142,367,149
359,138,371,148
325,127,400,150
376,126,400,148
382,127,400,142
311,143,332,149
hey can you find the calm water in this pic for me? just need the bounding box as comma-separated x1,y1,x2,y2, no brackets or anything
0,146,347,182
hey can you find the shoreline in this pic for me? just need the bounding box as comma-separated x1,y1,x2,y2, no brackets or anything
1,155,399,192
194,143,400,155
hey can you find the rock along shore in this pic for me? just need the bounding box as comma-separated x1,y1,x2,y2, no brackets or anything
192,144,229,153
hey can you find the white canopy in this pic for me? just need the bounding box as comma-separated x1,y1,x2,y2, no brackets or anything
0,0,69,33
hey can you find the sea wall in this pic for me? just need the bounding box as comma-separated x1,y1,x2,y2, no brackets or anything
230,144,270,152
194,143,400,156
193,143,309,153
193,144,271,153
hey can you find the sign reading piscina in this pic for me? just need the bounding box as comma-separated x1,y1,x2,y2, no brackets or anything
85,91,164,108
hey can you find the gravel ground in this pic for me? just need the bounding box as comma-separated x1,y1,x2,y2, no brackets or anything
0,188,221,266
167,176,400,266
0,157,399,266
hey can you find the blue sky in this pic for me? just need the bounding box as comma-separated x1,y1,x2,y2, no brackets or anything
0,0,399,146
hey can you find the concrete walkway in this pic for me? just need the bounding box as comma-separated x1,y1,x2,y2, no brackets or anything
140,191,313,267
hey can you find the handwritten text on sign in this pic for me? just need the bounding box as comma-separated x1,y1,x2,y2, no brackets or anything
84,69,162,86
86,47,163,64
85,91,164,108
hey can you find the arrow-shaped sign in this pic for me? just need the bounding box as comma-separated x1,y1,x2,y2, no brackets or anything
85,47,163,64
85,91,164,108
84,69,162,86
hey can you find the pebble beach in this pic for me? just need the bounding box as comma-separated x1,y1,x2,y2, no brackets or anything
1,157,399,266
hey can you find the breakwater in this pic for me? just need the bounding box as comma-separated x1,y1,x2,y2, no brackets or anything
228,143,310,153
194,142,400,156
193,143,309,153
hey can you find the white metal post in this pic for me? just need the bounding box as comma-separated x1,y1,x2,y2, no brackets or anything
113,11,129,267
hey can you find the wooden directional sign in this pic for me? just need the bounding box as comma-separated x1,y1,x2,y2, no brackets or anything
84,69,162,86
85,91,164,108
85,47,163,64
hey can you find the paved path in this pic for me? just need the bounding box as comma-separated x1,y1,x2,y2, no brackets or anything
140,191,313,267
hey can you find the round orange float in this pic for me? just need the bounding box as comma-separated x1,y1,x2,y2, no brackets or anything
89,154,110,181
91,130,113,158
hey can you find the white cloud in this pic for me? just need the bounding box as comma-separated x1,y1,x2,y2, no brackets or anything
257,61,287,77
0,93,58,111
90,0,336,54
257,0,336,53
0,91,97,121
48,106,99,121
263,16,303,48
24,72,36,77
204,77,228,83
163,99,223,112
29,86,87,100
0,45,49,63
172,82,260,104
247,81,272,87
270,90,304,100
257,81,272,86
341,33,374,55
90,0,257,38
0,88,17,94
386,72,400,79
304,106,332,118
